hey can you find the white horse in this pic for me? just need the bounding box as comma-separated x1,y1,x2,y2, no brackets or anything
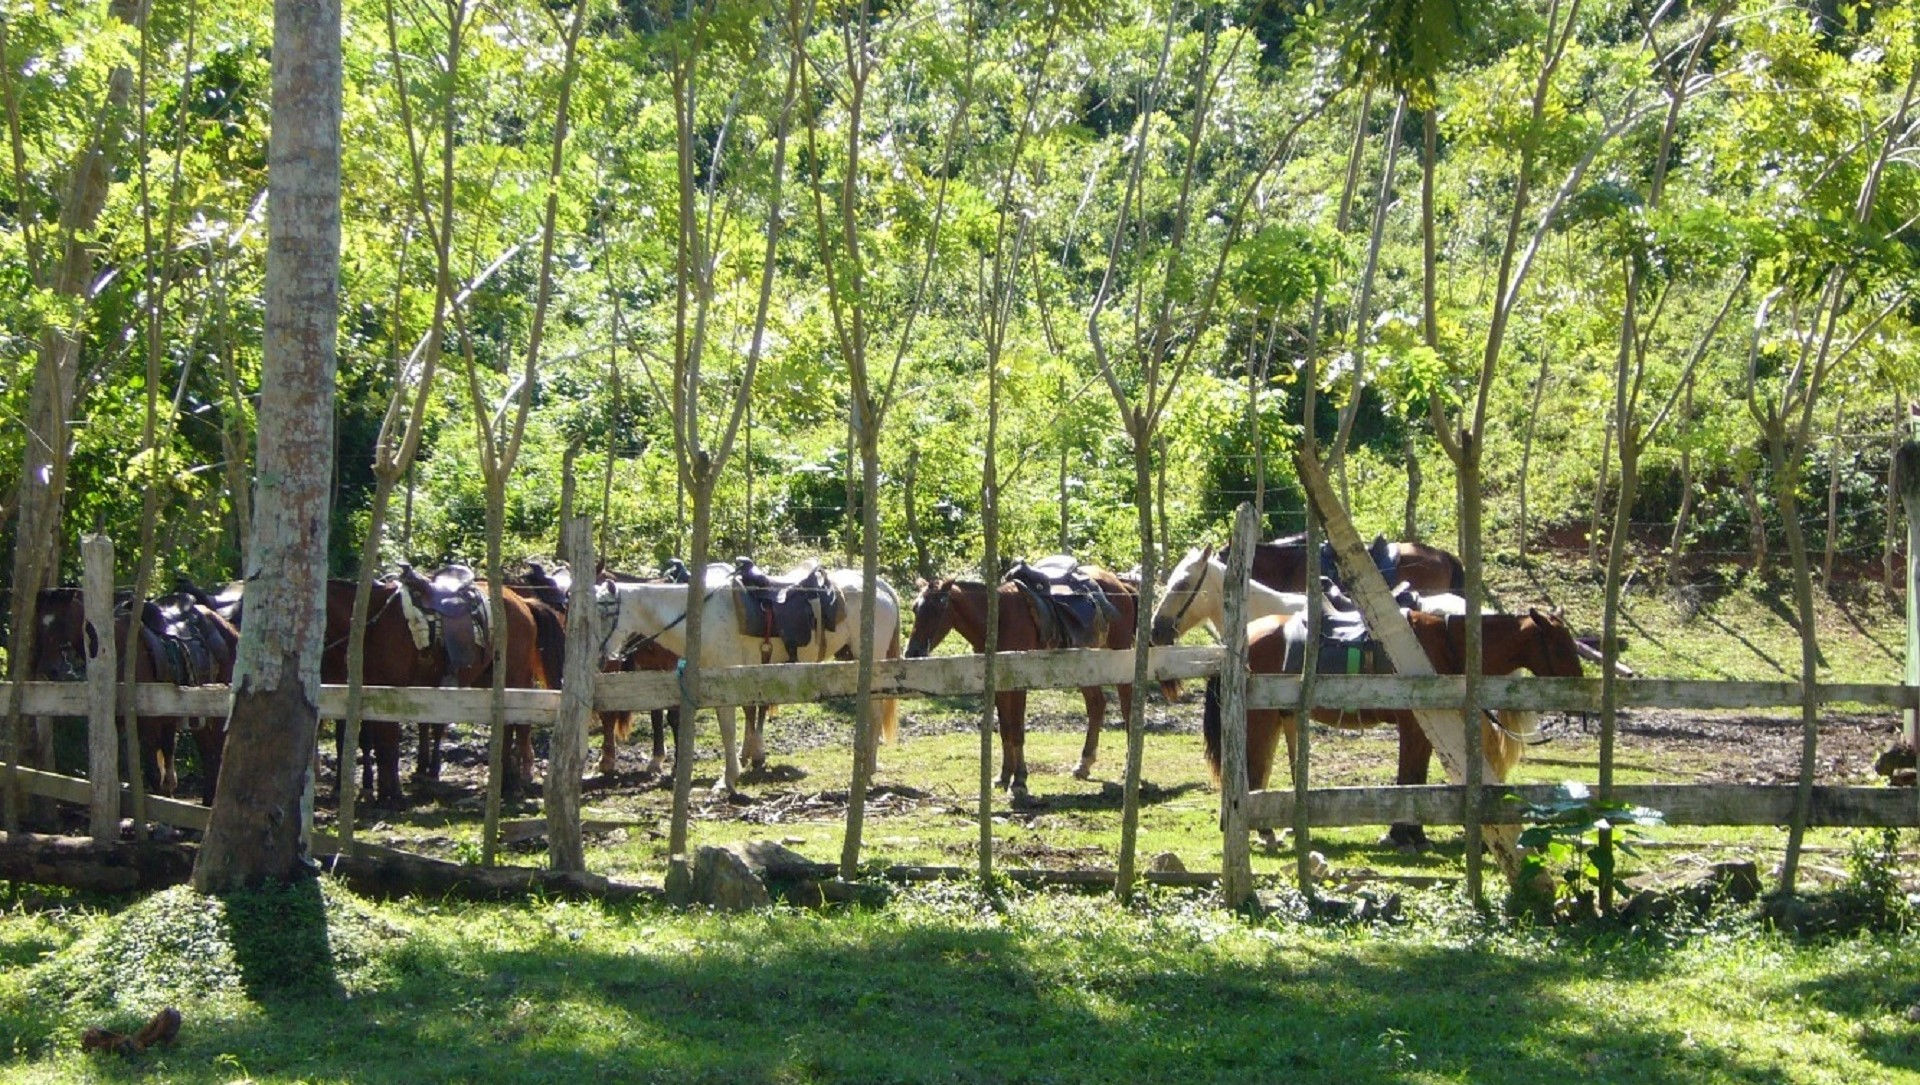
1150,545,1309,645
594,563,902,794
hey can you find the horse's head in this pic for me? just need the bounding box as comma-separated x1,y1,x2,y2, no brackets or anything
905,579,956,658
593,580,633,663
1150,546,1217,646
31,589,92,681
1521,608,1587,678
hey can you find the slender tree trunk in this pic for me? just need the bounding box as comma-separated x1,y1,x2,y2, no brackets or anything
1886,388,1902,590
1517,347,1550,562
1740,459,1768,573
1773,441,1821,894
666,469,714,901
1402,434,1421,542
5,0,148,828
192,0,340,892
1669,377,1697,583
1589,418,1612,565
1822,400,1846,584
1115,418,1157,903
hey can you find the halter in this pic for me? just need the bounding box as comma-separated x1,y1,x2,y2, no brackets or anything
598,583,712,662
1161,557,1210,635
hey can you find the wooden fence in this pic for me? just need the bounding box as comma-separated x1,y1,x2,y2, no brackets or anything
4,647,1914,844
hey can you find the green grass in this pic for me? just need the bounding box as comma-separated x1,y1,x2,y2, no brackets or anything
3,563,1914,1082
2,878,1918,1083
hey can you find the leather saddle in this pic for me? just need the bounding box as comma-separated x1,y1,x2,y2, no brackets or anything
730,557,844,663
395,563,490,671
139,593,235,686
1002,555,1117,650
1317,534,1400,588
1282,609,1382,677
513,560,573,611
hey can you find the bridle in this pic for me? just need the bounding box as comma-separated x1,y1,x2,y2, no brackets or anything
1160,558,1209,636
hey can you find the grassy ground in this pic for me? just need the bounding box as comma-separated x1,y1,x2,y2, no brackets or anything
3,556,1916,1082
2,877,1919,1084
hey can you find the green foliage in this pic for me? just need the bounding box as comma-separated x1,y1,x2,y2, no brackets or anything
1512,781,1665,918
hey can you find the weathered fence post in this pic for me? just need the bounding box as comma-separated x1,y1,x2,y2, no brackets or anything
547,516,595,873
1219,503,1257,909
1894,436,1920,833
81,537,119,843
1294,450,1525,883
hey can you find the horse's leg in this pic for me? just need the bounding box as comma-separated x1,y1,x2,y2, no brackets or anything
514,723,535,794
1074,687,1105,780
598,712,622,776
743,705,767,773
647,709,669,776
1005,691,1031,805
1387,717,1434,852
1255,710,1289,850
993,691,1018,790
716,705,740,796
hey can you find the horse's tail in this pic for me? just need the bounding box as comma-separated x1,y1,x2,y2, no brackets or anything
1486,710,1535,780
530,601,567,690
1201,674,1224,784
877,622,901,745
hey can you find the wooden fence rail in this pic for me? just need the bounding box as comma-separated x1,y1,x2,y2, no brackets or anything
4,658,1912,725
1245,783,1917,830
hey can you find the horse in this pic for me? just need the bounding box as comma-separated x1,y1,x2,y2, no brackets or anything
1203,607,1586,851
594,562,902,795
406,580,551,798
31,588,239,803
904,563,1138,801
1148,545,1309,647
510,561,682,778
1230,533,1465,594
320,571,548,809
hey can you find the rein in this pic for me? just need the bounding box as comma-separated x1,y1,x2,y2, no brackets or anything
600,584,715,661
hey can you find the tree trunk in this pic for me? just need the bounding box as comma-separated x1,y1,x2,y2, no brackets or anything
1517,347,1550,562
5,0,148,828
193,0,340,892
1402,434,1421,543
1668,377,1697,583
1740,459,1767,573
1773,437,1822,894
1589,418,1612,566
1115,417,1156,903
1822,400,1846,584
839,417,883,879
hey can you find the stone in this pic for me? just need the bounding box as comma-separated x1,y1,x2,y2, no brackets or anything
690,845,770,912
1147,852,1186,874
738,839,829,881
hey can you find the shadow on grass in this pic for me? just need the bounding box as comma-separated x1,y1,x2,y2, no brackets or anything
111,899,1835,1085
1793,951,1920,1075
219,878,346,1006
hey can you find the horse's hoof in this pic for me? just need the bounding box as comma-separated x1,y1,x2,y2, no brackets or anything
1257,829,1282,851
1072,761,1094,780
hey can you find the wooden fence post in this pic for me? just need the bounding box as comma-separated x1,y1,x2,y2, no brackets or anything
547,516,595,873
1894,436,1920,833
1219,503,1257,909
1294,450,1525,883
81,536,119,843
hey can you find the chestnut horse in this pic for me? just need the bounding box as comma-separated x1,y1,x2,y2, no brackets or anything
904,566,1138,801
1203,607,1585,850
31,588,239,803
322,577,548,808
1229,534,1465,594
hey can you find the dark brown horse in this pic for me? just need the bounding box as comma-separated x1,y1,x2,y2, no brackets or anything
405,582,550,798
905,567,1138,801
1230,534,1465,595
31,588,239,803
1204,607,1585,849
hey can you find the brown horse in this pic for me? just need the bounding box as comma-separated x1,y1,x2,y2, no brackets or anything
408,582,550,798
1203,607,1585,850
31,588,239,803
905,567,1138,801
1230,534,1465,595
